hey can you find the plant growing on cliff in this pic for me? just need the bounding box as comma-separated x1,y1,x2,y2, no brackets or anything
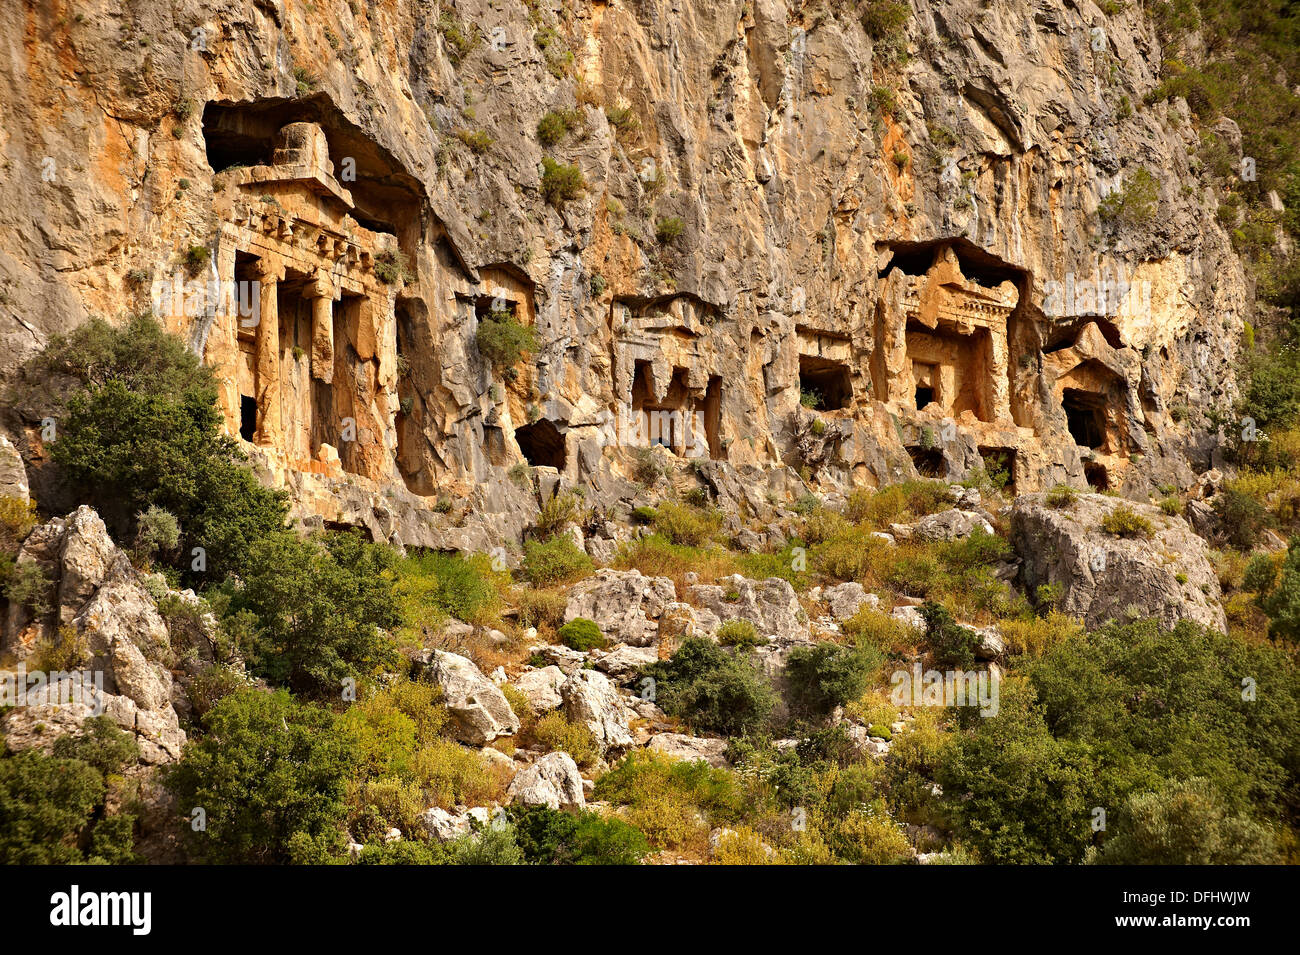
639,637,777,736
537,108,582,146
437,11,480,65
655,216,685,244
1097,166,1159,230
1100,505,1155,539
374,249,414,285
540,157,585,207
476,308,536,375
861,1,910,64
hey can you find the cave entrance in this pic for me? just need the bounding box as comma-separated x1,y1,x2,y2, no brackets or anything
1084,462,1110,491
239,395,258,442
908,446,946,478
515,419,566,470
1062,389,1107,449
798,355,852,411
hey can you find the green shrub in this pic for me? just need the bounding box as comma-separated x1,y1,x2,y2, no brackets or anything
508,804,649,864
537,109,581,146
37,315,288,583
630,505,657,524
220,530,401,695
476,309,536,374
919,601,980,668
1159,495,1183,516
1243,552,1279,594
1214,486,1272,549
396,550,501,627
716,619,761,649
1100,504,1155,538
454,128,493,154
655,216,685,243
536,490,583,537
1046,483,1078,508
0,717,140,864
523,535,593,586
651,501,720,546
164,688,355,863
558,616,606,651
1098,166,1160,229
373,248,414,285
1086,777,1277,865
640,637,776,736
784,642,882,718
134,504,180,560
540,157,585,207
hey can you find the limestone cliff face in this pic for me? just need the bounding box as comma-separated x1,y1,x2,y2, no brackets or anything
0,0,1251,542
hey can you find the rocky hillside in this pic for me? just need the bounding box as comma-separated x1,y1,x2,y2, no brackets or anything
1,1,1299,867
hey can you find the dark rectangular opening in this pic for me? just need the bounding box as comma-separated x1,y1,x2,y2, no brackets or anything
798,355,852,411
1084,462,1110,491
915,386,935,410
239,394,257,442
907,446,946,478
1063,389,1106,449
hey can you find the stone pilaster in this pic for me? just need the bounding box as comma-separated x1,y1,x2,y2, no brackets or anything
252,256,284,447
306,269,335,384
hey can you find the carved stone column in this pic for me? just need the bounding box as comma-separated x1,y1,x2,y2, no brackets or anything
305,269,335,384
251,256,284,447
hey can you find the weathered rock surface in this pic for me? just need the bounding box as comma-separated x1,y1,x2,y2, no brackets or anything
506,751,586,811
560,669,633,757
688,574,807,644
563,569,676,647
418,649,520,745
1011,493,1226,632
513,665,566,711
646,733,729,768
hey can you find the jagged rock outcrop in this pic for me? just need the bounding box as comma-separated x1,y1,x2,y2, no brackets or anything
689,574,809,644
560,669,633,757
512,665,566,712
0,0,1254,548
1011,493,1226,632
646,733,729,769
563,569,677,648
1,506,186,764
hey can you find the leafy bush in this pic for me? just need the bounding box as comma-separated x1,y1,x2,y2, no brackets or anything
557,616,606,651
919,601,981,668
1098,166,1160,229
1214,485,1272,549
1045,483,1078,508
593,751,744,850
134,504,180,561
651,501,720,546
508,804,649,864
940,619,1300,863
536,108,582,146
220,530,401,695
396,550,502,629
36,315,288,582
476,309,536,374
528,711,600,767
716,619,761,649
655,216,685,243
784,641,881,718
0,717,140,864
1100,504,1154,538
523,535,593,586
640,637,776,736
540,157,585,207
1085,777,1277,865
536,490,583,537
164,688,354,864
